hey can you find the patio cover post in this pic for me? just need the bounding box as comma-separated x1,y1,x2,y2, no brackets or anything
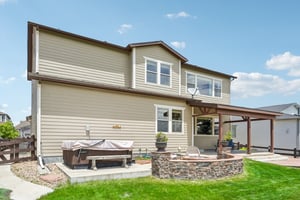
218,113,223,154
247,117,251,154
270,119,274,153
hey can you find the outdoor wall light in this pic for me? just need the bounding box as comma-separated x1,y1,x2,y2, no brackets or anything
85,125,90,138
112,124,122,129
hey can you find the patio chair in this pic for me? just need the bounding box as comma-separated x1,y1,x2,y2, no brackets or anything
186,146,201,158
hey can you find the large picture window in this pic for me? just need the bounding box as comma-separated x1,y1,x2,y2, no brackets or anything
146,59,171,86
186,72,222,97
196,117,219,135
156,106,184,133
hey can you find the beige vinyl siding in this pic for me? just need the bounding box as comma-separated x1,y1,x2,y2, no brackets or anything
181,66,231,104
38,31,130,87
134,46,180,95
40,82,190,156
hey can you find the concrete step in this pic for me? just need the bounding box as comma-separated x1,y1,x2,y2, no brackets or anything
245,153,289,162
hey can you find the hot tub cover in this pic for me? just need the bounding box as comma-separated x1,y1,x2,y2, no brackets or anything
61,140,134,151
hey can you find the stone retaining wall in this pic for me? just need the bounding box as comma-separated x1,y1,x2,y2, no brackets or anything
151,152,243,180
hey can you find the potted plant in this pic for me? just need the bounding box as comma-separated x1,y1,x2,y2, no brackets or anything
222,131,233,147
155,132,168,152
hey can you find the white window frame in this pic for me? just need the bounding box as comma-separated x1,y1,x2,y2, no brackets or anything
145,57,172,87
155,104,185,134
186,71,222,98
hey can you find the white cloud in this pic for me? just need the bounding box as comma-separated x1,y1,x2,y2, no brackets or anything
0,76,16,84
21,106,31,115
0,0,8,5
266,52,300,76
117,24,133,34
0,103,8,112
166,11,195,19
231,72,300,98
0,0,14,5
171,41,186,49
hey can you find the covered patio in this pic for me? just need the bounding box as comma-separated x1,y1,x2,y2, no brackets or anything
187,100,282,154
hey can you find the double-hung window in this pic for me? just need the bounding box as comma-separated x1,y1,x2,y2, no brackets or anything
146,58,171,86
186,72,222,97
156,105,184,134
214,80,222,97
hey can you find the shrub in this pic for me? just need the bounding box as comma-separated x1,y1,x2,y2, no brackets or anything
155,132,168,142
0,121,19,139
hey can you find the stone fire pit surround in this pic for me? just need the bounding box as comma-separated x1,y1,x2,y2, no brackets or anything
151,151,243,180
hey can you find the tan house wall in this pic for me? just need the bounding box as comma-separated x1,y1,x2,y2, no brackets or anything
38,31,130,87
134,46,180,95
40,82,191,156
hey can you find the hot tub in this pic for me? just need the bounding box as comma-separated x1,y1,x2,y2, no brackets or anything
62,140,133,169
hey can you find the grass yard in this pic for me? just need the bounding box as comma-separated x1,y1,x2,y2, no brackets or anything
39,159,300,200
0,188,11,200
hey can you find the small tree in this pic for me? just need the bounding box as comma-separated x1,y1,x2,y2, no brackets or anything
0,121,19,139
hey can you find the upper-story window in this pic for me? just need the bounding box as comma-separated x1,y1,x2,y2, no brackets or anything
186,72,222,97
146,58,171,87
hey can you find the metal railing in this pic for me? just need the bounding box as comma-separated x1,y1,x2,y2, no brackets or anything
251,145,300,158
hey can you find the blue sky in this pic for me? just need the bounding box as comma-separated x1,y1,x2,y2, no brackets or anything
1,0,300,125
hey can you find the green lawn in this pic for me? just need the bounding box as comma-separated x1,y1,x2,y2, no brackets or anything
39,159,300,200
0,188,11,200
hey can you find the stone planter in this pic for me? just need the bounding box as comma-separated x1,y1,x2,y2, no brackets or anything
155,142,167,152
221,140,229,147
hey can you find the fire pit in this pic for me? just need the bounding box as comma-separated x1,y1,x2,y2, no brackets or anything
152,152,243,180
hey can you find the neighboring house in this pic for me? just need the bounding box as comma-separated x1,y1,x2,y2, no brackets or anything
235,103,300,150
0,112,11,124
15,116,32,138
27,22,280,161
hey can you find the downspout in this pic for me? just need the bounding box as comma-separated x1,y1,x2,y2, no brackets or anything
36,83,41,156
33,27,42,157
131,47,136,89
178,60,181,95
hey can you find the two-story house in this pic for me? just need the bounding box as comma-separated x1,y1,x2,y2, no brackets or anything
27,22,281,162
15,116,32,138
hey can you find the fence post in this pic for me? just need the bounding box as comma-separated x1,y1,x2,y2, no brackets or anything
31,135,36,160
10,142,14,160
15,143,19,160
294,148,297,158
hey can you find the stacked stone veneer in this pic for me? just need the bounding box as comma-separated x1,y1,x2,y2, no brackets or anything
151,152,243,180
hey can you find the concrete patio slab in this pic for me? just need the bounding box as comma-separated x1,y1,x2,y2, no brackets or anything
56,163,151,183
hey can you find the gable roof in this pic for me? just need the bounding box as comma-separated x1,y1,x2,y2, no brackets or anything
127,41,188,62
258,103,299,113
184,63,237,79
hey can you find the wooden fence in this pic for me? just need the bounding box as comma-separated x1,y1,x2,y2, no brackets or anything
251,145,300,158
0,135,36,164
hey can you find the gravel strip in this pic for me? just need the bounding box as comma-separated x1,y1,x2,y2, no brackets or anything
11,161,68,189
